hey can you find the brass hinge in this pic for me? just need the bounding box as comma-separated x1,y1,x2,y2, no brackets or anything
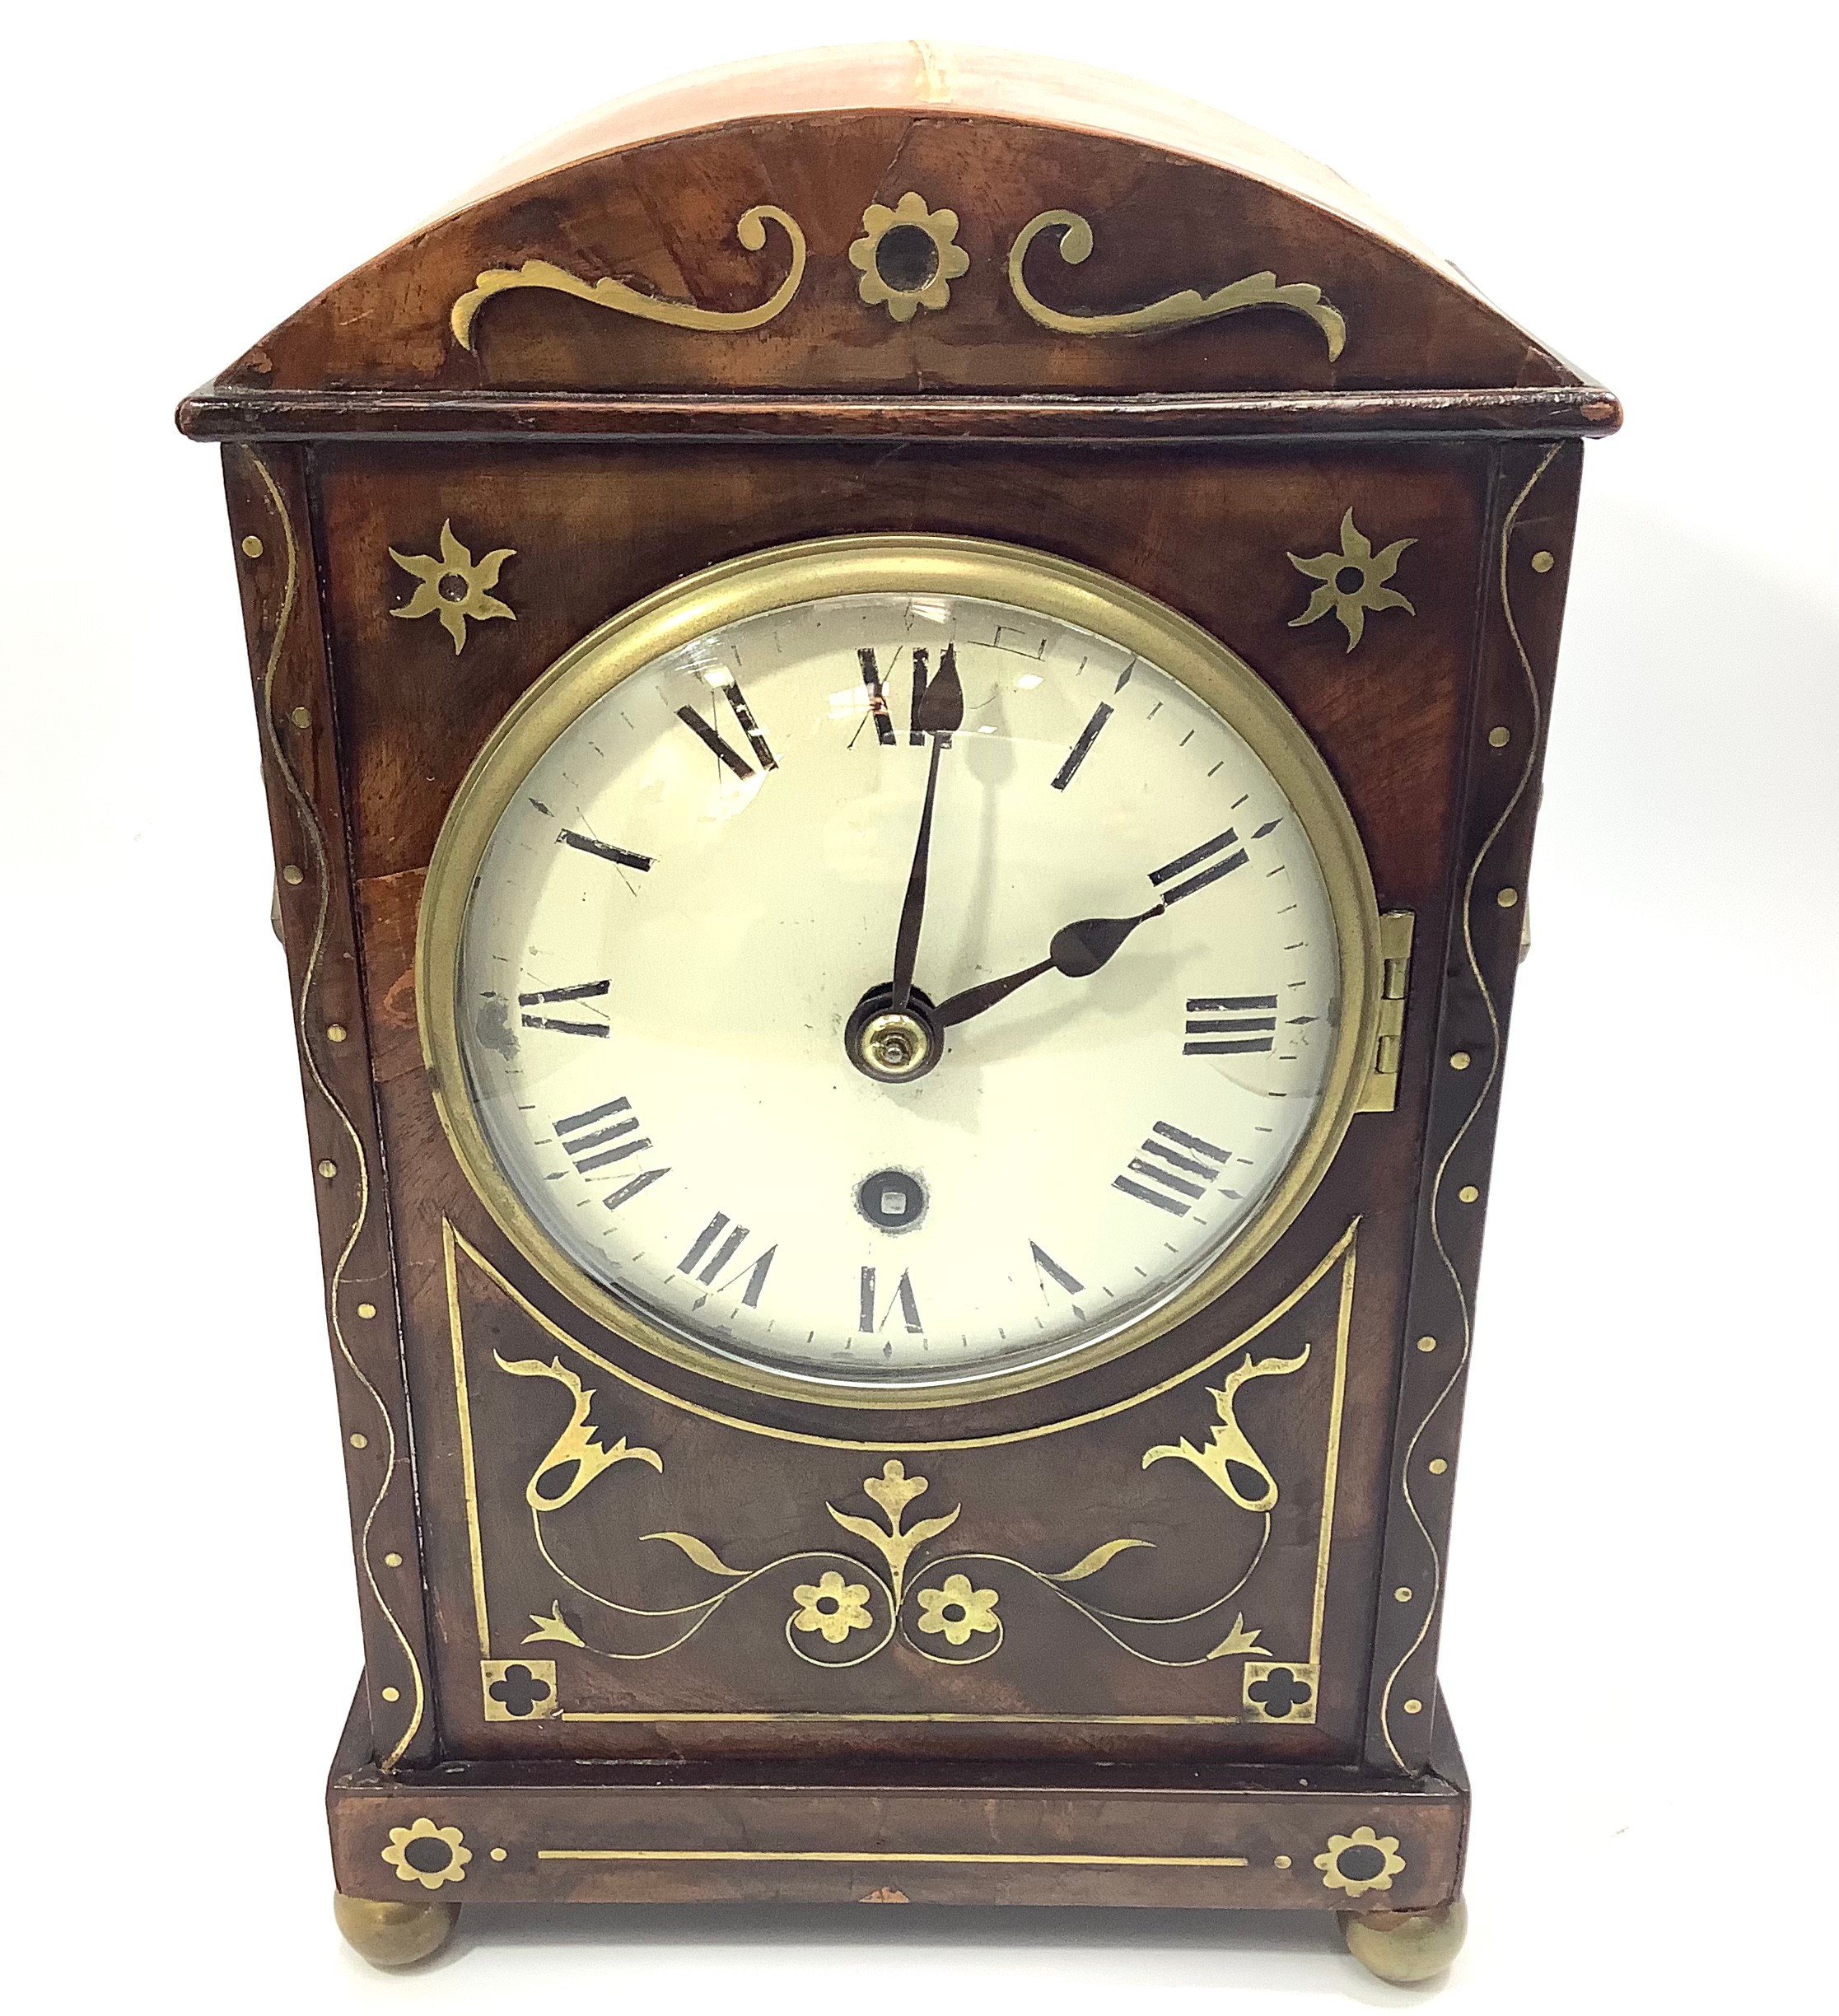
1357,911,1416,1113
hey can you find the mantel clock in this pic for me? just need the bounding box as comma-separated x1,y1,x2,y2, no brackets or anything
179,44,1618,1983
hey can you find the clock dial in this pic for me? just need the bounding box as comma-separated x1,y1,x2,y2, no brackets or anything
428,544,1375,1401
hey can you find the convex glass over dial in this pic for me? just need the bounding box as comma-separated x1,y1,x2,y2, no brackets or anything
420,539,1379,1404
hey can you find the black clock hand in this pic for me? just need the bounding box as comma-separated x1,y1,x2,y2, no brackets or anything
934,904,1165,1028
888,644,964,1011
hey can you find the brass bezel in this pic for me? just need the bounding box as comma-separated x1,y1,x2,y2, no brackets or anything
416,534,1382,1412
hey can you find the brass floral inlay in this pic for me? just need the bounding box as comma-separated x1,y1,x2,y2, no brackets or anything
849,194,971,322
1314,1825,1406,1900
381,1817,472,1891
791,1569,875,1645
390,520,515,655
916,1572,1001,1647
1286,511,1416,653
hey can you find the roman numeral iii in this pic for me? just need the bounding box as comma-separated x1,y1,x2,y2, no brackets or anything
1112,1121,1229,1217
1148,828,1249,905
1184,995,1277,1056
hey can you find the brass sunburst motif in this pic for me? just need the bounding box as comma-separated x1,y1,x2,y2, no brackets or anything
849,193,971,322
390,520,516,654
1287,510,1417,652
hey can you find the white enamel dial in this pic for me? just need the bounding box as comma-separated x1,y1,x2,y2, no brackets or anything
441,559,1365,1399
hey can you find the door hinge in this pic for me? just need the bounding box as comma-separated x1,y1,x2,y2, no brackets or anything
1358,911,1416,1113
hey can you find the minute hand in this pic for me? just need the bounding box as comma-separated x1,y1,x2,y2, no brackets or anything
934,905,1165,1029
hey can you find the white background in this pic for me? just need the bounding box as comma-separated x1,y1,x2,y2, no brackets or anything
3,2,1834,2009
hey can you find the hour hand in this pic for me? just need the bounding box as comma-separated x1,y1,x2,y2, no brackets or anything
935,905,1163,1028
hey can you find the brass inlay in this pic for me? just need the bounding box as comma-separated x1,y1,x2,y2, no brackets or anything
248,454,424,1773
539,1848,1250,1869
390,520,514,655
1531,549,1556,573
1007,211,1345,357
1487,726,1511,748
1449,1052,1471,1071
1357,911,1415,1113
443,1220,1356,1718
418,536,1383,1412
452,206,807,351
1316,1826,1404,1900
281,863,304,884
381,1818,470,1891
1378,446,1563,1767
1288,511,1416,653
848,194,969,322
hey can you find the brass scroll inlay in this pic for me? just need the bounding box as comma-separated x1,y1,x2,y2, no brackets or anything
1006,210,1347,357
451,205,808,351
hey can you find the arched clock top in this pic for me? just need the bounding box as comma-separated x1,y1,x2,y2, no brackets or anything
180,44,1617,420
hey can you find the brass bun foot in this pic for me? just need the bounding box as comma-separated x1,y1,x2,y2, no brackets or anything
334,1892,460,1968
1339,1897,1467,1984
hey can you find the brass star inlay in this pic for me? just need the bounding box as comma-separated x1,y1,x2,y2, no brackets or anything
390,520,516,654
1287,510,1416,652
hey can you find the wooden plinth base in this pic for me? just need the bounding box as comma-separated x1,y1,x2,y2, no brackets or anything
329,1686,1467,1931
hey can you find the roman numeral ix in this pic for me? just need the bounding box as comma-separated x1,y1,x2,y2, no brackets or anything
1112,1121,1229,1217
1148,828,1249,906
1184,994,1277,1056
520,978,610,1037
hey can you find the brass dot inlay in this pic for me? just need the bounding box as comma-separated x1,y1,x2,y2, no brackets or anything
1416,1336,1437,1353
380,1686,400,1703
384,1552,403,1568
1459,1184,1480,1203
490,1848,508,1863
1393,1586,1412,1603
317,1159,338,1179
1428,1458,1449,1476
1496,887,1519,908
288,705,310,729
281,863,304,885
1273,1855,1291,1869
1403,1698,1424,1715
1487,726,1511,748
240,534,264,558
357,1302,377,1319
1531,549,1556,573
1449,1051,1471,1071
349,1432,367,1449
326,1023,348,1043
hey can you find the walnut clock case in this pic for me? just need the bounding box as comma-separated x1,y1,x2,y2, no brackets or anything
177,44,1617,1983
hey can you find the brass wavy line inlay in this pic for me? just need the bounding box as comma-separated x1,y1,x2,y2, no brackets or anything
1007,210,1347,358
1377,444,1562,1767
451,206,807,351
250,453,425,1771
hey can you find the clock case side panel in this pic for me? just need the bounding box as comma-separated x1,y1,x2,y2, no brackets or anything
217,444,438,1771
1361,440,1584,1773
